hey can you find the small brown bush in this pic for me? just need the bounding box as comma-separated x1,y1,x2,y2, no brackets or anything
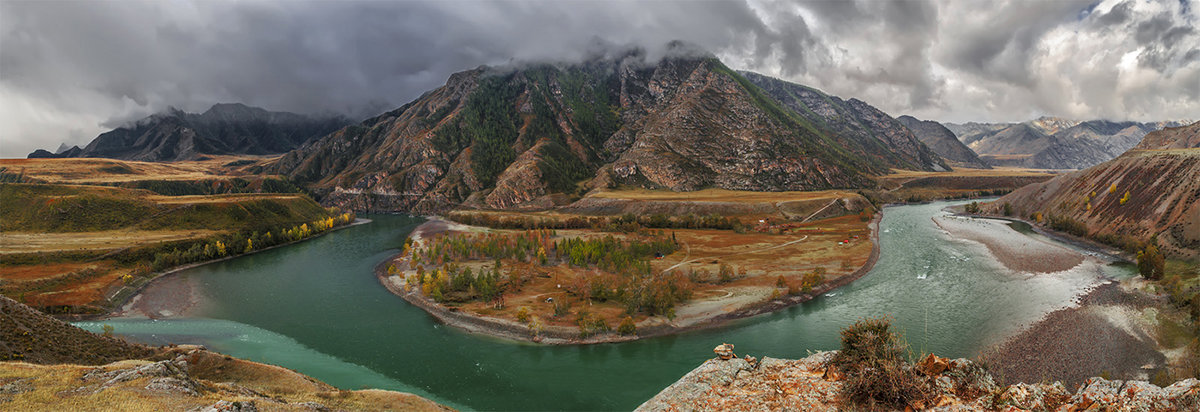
617,316,637,336
832,317,931,409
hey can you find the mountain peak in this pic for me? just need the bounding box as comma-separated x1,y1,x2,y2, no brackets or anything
1029,116,1082,135
202,102,269,120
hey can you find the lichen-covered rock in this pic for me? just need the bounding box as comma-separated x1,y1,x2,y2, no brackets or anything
993,382,1070,410
145,377,199,396
641,351,1200,412
194,400,258,412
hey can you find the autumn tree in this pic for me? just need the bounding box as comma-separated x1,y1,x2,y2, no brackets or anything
718,262,735,284
1137,243,1165,280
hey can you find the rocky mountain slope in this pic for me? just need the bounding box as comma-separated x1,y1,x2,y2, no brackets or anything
739,72,948,171
28,103,350,162
1,296,154,364
996,121,1200,260
268,45,948,213
945,117,1187,169
1135,122,1200,150
896,115,989,169
637,352,1200,411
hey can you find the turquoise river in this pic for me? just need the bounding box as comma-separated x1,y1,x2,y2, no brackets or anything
76,200,1134,410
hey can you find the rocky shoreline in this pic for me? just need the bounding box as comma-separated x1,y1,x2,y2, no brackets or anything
637,351,1200,411
980,281,1170,388
374,213,883,345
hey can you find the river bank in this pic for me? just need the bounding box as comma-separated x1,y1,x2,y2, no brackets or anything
932,210,1172,386
932,215,1084,273
980,281,1169,388
89,218,371,321
376,213,883,344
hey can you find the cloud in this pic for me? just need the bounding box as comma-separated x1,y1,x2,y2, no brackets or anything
1,0,1197,157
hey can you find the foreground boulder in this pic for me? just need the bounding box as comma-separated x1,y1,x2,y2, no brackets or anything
637,351,1200,411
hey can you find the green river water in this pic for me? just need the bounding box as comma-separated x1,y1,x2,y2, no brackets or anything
76,200,1135,410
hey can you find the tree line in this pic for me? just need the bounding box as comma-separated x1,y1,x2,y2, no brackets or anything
407,229,693,317
446,211,747,232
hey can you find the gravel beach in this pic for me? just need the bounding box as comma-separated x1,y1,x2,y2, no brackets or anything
933,215,1084,273
980,283,1168,389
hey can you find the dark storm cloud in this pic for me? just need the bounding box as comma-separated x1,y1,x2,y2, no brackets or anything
1096,1,1133,26
2,0,1198,158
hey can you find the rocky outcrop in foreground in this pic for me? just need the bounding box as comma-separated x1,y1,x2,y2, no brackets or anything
0,347,450,411
638,351,1200,411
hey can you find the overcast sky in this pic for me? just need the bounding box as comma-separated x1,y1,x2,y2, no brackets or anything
2,0,1197,158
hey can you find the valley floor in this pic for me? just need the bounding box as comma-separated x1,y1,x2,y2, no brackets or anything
376,209,880,344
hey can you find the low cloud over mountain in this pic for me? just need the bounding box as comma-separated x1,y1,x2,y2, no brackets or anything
2,0,1197,157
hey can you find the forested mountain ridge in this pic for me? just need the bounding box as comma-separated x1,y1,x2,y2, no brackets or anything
269,44,949,213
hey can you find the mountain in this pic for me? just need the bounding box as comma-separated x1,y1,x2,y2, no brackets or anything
944,117,1188,169
739,72,948,172
1134,122,1200,150
269,44,947,213
996,121,1200,261
27,103,351,161
895,115,989,169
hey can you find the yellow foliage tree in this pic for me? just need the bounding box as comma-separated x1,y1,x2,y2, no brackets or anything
1109,183,1117,194
1120,191,1131,205
244,238,253,253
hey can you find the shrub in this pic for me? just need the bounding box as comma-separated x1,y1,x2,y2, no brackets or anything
1137,243,1165,280
964,201,980,214
576,311,610,338
617,316,637,335
718,263,735,284
553,299,571,317
832,317,930,409
516,306,531,324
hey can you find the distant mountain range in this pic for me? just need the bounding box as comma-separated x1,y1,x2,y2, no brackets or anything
998,121,1200,260
266,43,948,213
944,117,1190,169
28,103,351,162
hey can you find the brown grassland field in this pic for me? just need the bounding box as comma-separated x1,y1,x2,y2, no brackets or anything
871,166,1057,203
0,156,352,315
0,156,270,184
